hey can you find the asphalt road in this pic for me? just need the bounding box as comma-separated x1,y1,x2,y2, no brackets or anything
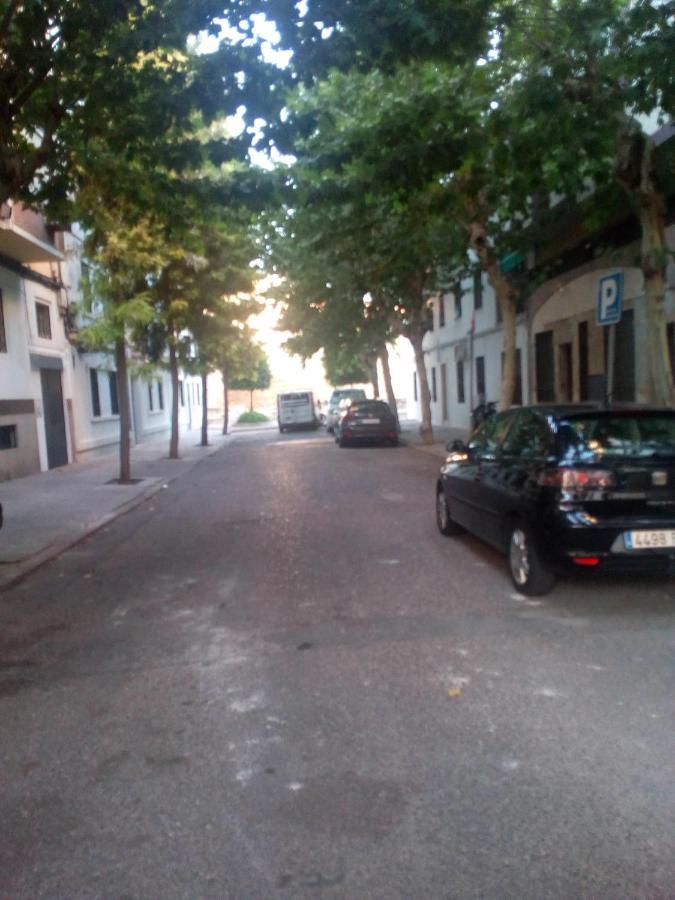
1,429,674,900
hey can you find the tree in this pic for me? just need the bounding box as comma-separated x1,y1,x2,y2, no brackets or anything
498,0,675,404
0,1,273,210
77,206,165,483
262,68,469,441
219,324,262,434
231,346,272,413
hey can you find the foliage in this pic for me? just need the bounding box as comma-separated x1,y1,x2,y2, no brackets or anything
0,0,277,211
236,410,269,423
230,345,272,393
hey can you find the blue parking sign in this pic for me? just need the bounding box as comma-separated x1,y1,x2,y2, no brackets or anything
597,273,623,326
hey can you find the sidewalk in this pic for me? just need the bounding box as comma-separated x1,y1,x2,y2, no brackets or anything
0,427,233,591
399,419,470,460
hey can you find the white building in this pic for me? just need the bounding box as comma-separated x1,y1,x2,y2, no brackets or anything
0,207,204,481
0,204,74,479
410,269,529,431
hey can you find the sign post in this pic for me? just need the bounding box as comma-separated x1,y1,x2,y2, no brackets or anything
596,273,624,404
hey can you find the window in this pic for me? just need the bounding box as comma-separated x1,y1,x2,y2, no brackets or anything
439,295,445,328
0,424,18,450
196,383,201,405
431,367,437,402
148,382,154,411
456,360,465,403
502,411,550,459
108,372,119,415
413,372,418,402
90,369,101,417
454,284,462,319
470,412,515,461
179,380,185,407
36,301,52,339
0,290,6,352
473,270,483,310
157,379,164,410
475,356,486,401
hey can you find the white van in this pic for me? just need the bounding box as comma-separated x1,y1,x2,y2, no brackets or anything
277,391,319,432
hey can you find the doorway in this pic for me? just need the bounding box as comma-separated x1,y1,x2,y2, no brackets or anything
40,368,68,468
440,362,448,421
558,342,573,402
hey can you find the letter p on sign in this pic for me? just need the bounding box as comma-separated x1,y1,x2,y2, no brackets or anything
597,273,623,326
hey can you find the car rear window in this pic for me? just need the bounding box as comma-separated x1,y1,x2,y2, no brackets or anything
330,389,366,405
557,413,675,462
352,401,391,414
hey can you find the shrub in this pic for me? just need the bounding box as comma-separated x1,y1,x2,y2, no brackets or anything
236,410,269,424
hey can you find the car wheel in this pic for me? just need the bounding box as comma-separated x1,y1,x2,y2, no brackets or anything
389,437,399,447
436,487,463,536
508,522,556,596
279,426,285,433
339,436,349,448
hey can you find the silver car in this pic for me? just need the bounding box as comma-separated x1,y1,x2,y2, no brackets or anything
325,388,367,433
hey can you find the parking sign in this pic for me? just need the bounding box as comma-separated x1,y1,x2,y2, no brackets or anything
597,273,623,326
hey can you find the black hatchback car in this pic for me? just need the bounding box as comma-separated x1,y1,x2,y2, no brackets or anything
436,405,675,595
335,399,399,447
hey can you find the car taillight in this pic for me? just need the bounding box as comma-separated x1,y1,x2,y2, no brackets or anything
537,468,616,489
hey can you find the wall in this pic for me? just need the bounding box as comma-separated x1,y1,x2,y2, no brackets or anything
529,226,675,403
411,270,529,431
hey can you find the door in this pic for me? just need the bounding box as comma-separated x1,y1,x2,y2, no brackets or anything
535,330,555,402
558,342,573,402
440,362,448,421
578,321,589,401
447,412,514,537
480,410,551,548
40,368,68,469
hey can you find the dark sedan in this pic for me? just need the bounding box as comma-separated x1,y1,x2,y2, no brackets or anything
436,405,675,595
335,400,399,447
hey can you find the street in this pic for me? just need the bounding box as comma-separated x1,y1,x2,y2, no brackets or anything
1,429,674,899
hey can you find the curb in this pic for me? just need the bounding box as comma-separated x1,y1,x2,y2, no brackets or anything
0,480,165,593
0,438,229,593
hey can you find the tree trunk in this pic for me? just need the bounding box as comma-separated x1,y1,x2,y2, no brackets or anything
249,389,253,412
466,220,518,410
367,354,380,397
222,363,229,435
407,326,433,444
200,372,209,446
615,127,674,405
114,336,133,484
168,341,180,459
379,343,399,431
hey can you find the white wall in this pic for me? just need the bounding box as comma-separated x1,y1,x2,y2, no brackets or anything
0,267,30,399
410,271,529,431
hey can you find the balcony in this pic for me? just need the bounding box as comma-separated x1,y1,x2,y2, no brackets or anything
0,204,63,264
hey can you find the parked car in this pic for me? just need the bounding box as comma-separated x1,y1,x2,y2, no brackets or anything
325,388,367,433
435,404,675,595
335,399,399,447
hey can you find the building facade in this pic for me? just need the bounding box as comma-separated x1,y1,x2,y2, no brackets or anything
0,207,204,481
411,269,530,431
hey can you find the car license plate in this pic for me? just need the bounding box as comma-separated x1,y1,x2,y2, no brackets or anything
624,529,675,550
361,417,381,424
